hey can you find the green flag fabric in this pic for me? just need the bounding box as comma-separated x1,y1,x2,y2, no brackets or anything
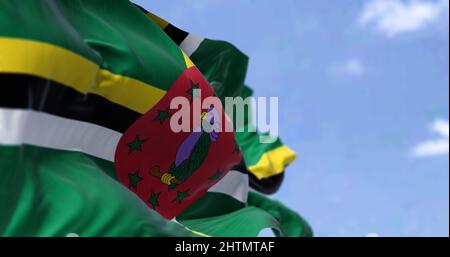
0,145,192,237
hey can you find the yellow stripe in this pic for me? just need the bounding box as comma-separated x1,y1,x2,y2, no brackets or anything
174,220,211,237
0,38,166,114
147,13,169,29
189,229,211,237
248,146,297,180
182,51,195,69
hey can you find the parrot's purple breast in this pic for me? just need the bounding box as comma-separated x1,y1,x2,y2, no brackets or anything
175,132,203,166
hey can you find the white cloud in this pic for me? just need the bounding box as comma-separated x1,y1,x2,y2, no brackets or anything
330,58,366,77
359,0,449,37
412,119,449,157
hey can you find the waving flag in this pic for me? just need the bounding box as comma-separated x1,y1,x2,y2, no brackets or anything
0,0,311,237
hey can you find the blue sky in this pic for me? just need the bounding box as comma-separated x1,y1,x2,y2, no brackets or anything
133,0,449,236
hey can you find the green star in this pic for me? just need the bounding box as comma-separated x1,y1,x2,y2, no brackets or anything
126,136,146,154
209,170,222,182
186,81,200,100
148,190,161,209
153,109,171,124
128,169,143,191
173,189,190,204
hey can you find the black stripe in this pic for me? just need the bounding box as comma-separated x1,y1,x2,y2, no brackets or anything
249,172,285,195
231,160,249,175
163,24,189,46
0,74,141,133
232,159,285,195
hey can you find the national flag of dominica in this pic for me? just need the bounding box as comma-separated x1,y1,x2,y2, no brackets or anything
0,0,311,237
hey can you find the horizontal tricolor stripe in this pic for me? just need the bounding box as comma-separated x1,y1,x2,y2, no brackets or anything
0,38,166,114
0,74,140,133
143,10,204,57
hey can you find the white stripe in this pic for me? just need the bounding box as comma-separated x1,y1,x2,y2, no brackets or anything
0,109,120,161
180,34,204,56
208,170,249,203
